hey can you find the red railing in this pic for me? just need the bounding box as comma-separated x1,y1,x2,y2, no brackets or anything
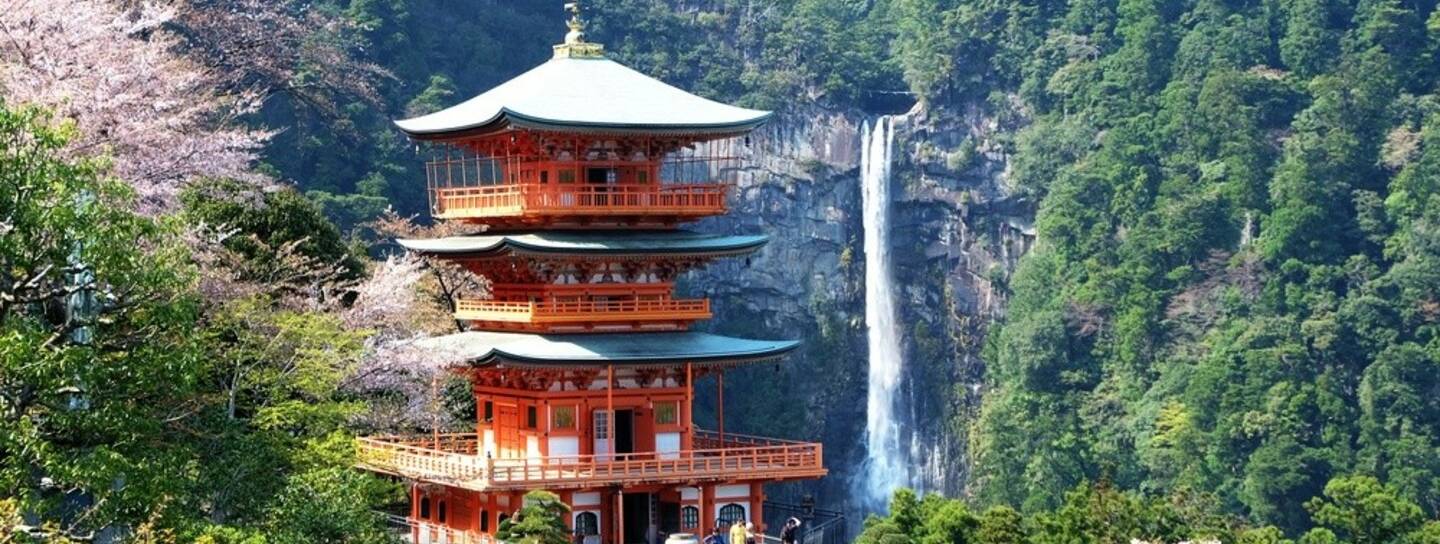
453,298,712,324
431,183,727,220
381,512,494,544
356,435,485,484
356,430,825,491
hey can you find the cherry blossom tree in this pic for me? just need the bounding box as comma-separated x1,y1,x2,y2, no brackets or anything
0,0,273,209
343,254,475,431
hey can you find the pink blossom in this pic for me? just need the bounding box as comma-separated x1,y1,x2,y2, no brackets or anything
0,0,270,210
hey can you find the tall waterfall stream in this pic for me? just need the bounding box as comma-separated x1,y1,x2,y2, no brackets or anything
858,115,909,509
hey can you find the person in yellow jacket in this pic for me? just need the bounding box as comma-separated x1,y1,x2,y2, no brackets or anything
729,520,748,544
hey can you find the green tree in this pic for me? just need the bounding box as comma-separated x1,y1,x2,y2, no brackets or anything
1305,475,1426,544
976,506,1026,544
496,490,572,544
0,102,205,539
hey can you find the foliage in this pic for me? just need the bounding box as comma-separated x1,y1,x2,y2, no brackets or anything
495,490,571,544
0,102,202,540
970,0,1440,535
181,179,367,293
0,101,399,542
866,480,1440,544
1303,476,1426,544
0,0,269,209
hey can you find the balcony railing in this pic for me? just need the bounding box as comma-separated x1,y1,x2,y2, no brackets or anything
454,298,712,326
357,430,826,491
381,512,494,544
430,183,727,221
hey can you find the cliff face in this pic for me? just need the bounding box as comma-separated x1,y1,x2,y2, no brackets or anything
684,102,1036,511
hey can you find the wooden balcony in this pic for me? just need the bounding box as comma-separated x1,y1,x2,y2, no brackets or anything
382,513,494,544
356,430,826,491
430,183,727,225
454,298,712,332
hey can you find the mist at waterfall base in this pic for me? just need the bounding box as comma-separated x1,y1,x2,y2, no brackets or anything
854,115,911,513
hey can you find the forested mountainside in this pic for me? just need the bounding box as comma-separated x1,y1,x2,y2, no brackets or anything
289,0,1440,533
4,0,1440,542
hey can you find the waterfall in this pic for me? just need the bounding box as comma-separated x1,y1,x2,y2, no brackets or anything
859,116,908,509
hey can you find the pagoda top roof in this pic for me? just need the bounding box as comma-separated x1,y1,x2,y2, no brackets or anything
393,56,771,140
397,230,767,259
416,331,798,369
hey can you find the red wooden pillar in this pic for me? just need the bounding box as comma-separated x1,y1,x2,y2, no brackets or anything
699,484,714,537
607,364,616,459
561,491,575,532
717,371,725,444
684,363,694,451
600,490,613,544
411,484,421,543
750,483,765,534
616,489,626,544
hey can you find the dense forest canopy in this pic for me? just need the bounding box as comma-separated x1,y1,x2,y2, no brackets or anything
3,0,1440,542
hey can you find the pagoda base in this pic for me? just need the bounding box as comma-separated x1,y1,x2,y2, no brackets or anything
394,481,776,544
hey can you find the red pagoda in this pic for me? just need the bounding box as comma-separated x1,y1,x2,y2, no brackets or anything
356,5,827,544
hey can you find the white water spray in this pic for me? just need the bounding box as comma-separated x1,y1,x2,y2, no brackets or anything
859,116,908,508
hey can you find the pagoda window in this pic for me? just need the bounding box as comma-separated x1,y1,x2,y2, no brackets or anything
560,170,576,184
483,401,494,423
541,170,550,184
681,506,699,530
638,170,649,184
594,410,610,439
586,168,617,185
718,504,745,526
420,497,432,519
481,510,490,532
575,512,599,536
526,406,538,429
654,401,679,426
438,500,448,523
552,406,576,430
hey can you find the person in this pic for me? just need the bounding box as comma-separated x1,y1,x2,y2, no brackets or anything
745,522,757,544
780,518,801,544
704,525,725,544
729,519,748,544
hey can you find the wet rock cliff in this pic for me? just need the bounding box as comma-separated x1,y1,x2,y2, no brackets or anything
683,102,1037,515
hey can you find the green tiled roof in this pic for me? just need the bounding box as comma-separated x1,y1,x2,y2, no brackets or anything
397,230,767,258
416,331,799,369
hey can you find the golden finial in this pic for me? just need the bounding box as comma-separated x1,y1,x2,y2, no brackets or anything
564,1,585,43
555,1,605,58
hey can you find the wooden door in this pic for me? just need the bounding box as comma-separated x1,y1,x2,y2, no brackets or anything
496,405,521,458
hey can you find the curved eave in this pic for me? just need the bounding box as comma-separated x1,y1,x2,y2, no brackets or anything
396,232,769,259
417,331,800,370
394,109,773,141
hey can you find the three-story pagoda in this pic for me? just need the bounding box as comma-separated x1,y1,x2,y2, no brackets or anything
357,6,827,544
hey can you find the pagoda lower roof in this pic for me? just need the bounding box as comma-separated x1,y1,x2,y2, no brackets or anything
416,331,799,369
396,230,767,259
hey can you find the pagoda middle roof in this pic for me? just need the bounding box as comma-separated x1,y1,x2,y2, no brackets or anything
397,230,768,259
394,56,771,140
416,331,799,369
